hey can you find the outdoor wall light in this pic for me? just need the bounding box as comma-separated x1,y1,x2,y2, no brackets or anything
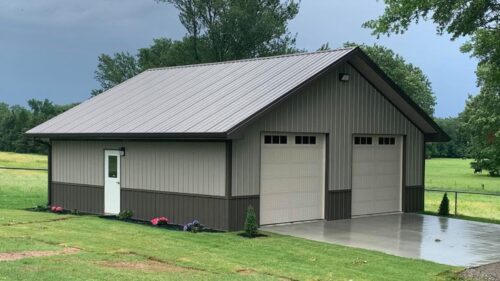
339,73,350,81
119,147,126,156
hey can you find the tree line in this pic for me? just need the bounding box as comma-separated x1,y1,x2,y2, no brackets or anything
0,100,76,154
2,0,497,175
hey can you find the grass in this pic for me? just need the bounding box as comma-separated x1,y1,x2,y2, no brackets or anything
0,151,47,169
0,152,461,280
0,208,458,281
425,158,499,193
0,169,47,209
425,158,500,223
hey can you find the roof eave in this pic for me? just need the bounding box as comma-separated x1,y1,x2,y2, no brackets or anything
25,132,228,140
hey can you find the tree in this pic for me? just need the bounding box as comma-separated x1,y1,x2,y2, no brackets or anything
438,193,450,216
0,99,76,154
91,52,140,96
459,89,500,176
363,0,499,92
160,0,300,61
243,205,258,238
426,117,467,158
92,0,301,95
343,42,436,115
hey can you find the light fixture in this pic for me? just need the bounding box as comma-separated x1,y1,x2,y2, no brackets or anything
339,73,350,81
119,147,126,156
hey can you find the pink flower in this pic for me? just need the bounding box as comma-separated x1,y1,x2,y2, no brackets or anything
150,216,169,226
51,205,63,213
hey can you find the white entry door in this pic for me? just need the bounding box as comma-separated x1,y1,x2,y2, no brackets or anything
352,135,403,216
104,150,121,214
260,133,325,225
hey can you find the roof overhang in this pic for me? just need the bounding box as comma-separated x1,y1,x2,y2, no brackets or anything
227,47,450,142
27,132,228,140
348,49,449,142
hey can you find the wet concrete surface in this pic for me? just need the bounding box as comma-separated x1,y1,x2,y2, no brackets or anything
261,214,500,266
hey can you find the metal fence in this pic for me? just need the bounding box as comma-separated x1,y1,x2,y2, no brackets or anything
0,166,47,171
425,188,500,215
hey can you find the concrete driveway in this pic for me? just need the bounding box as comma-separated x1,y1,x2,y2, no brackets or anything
261,214,500,266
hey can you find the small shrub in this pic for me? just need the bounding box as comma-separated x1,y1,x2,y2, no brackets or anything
183,219,205,233
118,210,134,220
244,205,258,238
150,216,169,226
50,205,63,213
438,193,450,216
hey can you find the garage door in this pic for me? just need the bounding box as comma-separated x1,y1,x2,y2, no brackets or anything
352,135,402,216
260,133,325,225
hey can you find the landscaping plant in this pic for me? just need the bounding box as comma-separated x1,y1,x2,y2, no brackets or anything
50,205,63,213
118,210,134,220
438,193,450,216
183,219,205,233
150,216,169,226
244,205,259,238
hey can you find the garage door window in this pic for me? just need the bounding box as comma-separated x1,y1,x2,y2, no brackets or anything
264,135,287,144
295,136,316,144
354,136,372,145
378,137,395,145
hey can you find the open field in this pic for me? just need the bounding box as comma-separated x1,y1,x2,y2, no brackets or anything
0,151,461,280
424,158,500,223
0,151,47,170
425,158,500,193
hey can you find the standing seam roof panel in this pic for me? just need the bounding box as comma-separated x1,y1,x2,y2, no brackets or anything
27,48,373,135
156,53,318,132
203,51,349,132
128,57,289,133
121,60,264,132
91,61,245,133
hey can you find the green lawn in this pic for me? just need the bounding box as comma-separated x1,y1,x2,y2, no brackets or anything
0,151,47,169
425,158,499,193
0,152,461,280
425,158,500,223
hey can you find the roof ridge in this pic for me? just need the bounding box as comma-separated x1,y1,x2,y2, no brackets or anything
145,47,357,72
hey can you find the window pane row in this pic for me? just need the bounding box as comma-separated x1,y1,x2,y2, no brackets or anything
354,137,372,145
264,135,287,144
379,137,395,145
295,136,316,144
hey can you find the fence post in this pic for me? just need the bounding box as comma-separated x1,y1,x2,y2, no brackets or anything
455,192,458,215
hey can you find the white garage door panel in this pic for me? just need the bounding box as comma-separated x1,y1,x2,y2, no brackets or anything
260,133,325,225
352,136,402,216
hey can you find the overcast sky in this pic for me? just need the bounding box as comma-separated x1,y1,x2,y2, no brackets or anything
0,0,478,117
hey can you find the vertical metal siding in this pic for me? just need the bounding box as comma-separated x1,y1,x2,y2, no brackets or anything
52,140,226,196
232,62,424,196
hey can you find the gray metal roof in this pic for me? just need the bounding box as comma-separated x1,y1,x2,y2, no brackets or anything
28,48,354,135
26,47,448,141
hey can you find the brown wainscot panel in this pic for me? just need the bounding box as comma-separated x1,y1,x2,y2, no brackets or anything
403,185,424,212
228,196,260,231
325,189,352,220
120,188,229,231
51,182,104,214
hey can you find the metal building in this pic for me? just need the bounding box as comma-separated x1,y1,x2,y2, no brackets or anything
27,47,449,230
